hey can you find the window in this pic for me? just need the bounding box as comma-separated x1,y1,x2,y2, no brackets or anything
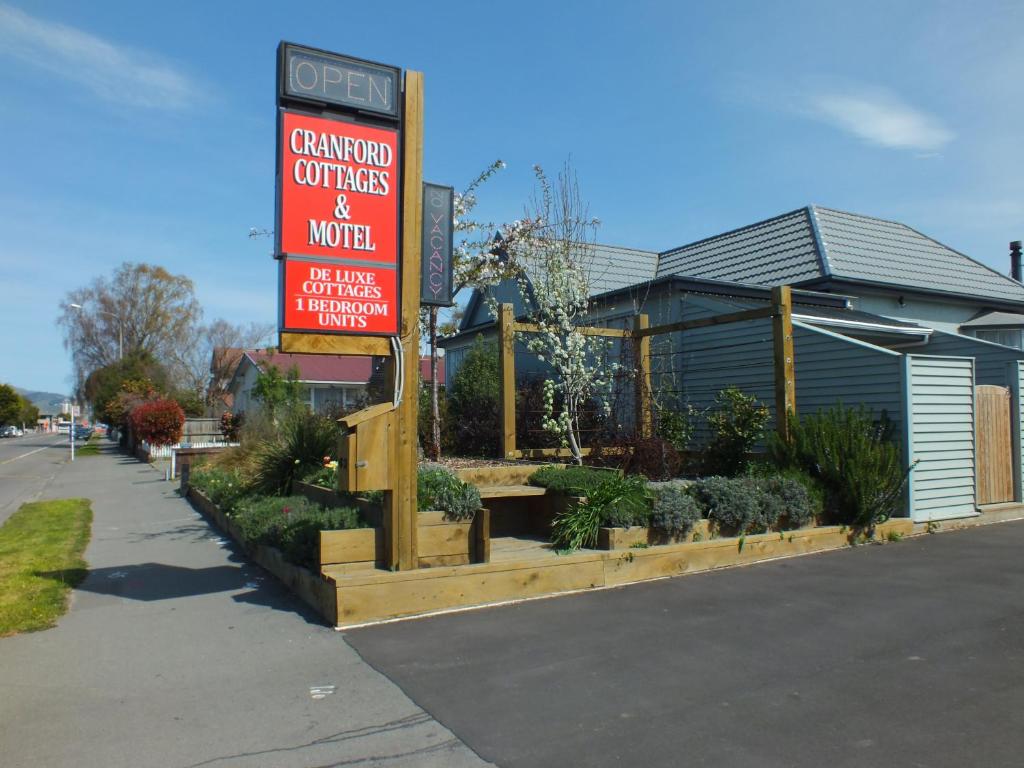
316,387,346,413
974,329,1023,349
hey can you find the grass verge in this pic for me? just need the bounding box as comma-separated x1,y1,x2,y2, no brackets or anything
0,498,92,637
75,435,102,457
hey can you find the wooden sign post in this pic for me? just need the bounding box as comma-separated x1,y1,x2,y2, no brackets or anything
390,70,423,571
273,43,423,571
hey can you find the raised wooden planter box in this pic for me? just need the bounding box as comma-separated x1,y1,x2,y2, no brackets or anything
186,487,338,625
328,517,916,627
318,508,490,573
599,519,714,549
293,481,490,570
453,464,554,487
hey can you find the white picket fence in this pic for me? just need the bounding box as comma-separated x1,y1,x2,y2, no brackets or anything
142,440,238,458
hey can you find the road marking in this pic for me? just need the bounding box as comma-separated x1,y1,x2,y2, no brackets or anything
309,685,335,700
0,446,50,465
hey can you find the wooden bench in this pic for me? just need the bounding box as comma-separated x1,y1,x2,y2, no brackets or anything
477,484,547,500
475,485,557,538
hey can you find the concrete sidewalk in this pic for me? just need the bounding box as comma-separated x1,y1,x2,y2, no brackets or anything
0,444,490,768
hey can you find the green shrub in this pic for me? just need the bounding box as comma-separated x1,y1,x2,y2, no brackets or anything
656,405,696,453
233,495,320,544
232,495,364,569
750,463,826,523
692,473,820,536
190,464,250,514
695,476,765,535
447,337,500,456
648,481,703,539
758,474,817,529
417,464,481,521
550,474,651,549
275,505,364,570
549,499,603,550
702,387,770,476
251,409,338,496
594,475,651,529
768,405,911,532
529,465,615,496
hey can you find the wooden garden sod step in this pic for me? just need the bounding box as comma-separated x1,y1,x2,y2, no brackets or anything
477,484,547,499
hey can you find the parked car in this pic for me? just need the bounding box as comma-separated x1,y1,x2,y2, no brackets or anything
1,425,19,438
74,425,93,441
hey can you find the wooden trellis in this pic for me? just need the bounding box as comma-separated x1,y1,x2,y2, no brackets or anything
497,284,796,458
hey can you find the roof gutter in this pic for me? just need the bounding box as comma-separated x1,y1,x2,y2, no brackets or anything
887,336,932,350
794,276,1024,313
793,314,933,337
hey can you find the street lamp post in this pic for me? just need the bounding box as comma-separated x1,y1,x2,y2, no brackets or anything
65,303,76,462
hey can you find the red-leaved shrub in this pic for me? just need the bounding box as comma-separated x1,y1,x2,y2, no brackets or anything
219,411,243,441
130,399,185,446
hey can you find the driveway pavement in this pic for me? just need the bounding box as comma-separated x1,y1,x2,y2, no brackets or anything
0,443,490,768
348,520,1024,768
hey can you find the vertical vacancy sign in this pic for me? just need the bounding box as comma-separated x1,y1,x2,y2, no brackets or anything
420,183,454,306
276,43,402,337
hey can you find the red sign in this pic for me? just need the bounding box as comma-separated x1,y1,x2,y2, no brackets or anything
279,111,398,262
277,109,400,334
282,259,398,334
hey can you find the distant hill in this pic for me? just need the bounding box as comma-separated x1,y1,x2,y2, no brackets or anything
13,387,69,415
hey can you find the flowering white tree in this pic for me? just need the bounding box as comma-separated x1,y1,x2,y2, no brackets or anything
503,164,615,464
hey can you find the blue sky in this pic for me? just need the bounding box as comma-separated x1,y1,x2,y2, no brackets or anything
1,0,1022,394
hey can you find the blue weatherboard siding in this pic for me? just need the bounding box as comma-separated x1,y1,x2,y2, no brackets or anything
907,355,977,521
790,322,903,430
664,295,904,446
915,330,1024,385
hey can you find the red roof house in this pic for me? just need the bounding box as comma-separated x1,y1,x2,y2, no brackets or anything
223,349,444,415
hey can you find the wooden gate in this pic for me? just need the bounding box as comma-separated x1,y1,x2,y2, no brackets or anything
976,384,1014,505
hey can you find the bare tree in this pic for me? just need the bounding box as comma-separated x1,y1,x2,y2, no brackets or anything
58,263,201,375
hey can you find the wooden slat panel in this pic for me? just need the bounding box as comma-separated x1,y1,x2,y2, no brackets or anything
417,521,472,557
280,332,391,356
320,529,381,567
977,385,1014,504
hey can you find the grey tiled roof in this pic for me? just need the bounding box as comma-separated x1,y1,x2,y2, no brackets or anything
521,241,659,296
813,207,1024,303
960,310,1024,327
658,205,1024,305
657,209,822,285
585,242,660,293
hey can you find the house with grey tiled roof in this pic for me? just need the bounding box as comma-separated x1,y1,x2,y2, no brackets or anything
658,205,1024,342
441,206,1024,524
639,207,1024,522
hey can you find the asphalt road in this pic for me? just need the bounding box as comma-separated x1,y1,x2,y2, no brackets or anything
0,431,70,525
348,521,1024,768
